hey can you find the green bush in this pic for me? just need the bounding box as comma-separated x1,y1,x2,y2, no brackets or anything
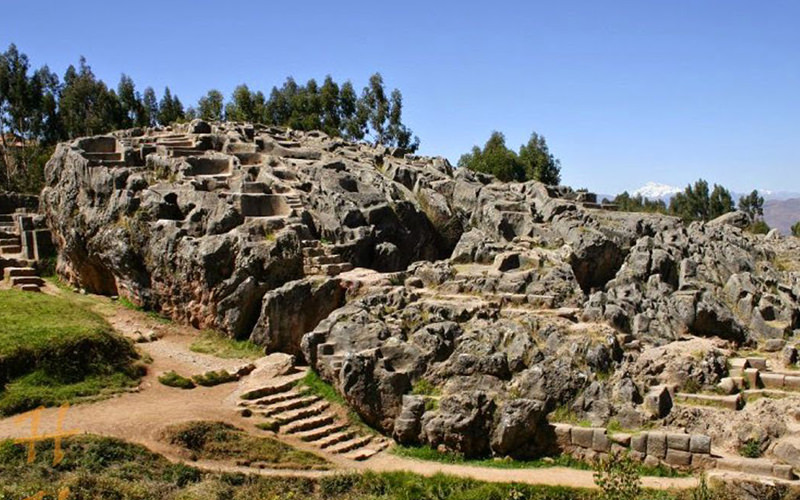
739,438,762,458
192,369,238,387
158,371,195,389
593,452,642,500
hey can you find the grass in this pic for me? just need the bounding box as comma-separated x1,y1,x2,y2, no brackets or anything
192,369,239,387
296,369,377,435
393,446,688,478
158,371,196,389
165,421,329,470
118,296,172,324
190,329,264,360
739,438,763,458
0,289,143,416
0,433,728,500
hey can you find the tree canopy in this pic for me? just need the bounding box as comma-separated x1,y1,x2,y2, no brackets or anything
0,43,419,193
458,130,561,185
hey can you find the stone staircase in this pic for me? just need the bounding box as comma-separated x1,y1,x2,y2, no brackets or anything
239,374,390,461
720,356,800,397
302,240,354,277
156,134,207,158
0,214,44,292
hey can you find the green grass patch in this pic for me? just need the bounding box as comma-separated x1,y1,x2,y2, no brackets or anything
190,329,264,360
0,433,703,500
393,445,591,470
165,421,329,470
393,445,688,478
192,369,239,387
0,289,143,416
158,371,196,389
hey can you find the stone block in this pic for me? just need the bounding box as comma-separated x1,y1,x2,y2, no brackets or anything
631,433,647,453
643,454,661,468
691,454,717,470
609,432,631,447
629,450,645,462
571,427,594,449
761,373,785,389
689,434,711,454
773,464,796,481
592,429,610,452
553,424,571,449
644,386,672,418
667,433,690,451
785,376,800,391
743,368,760,389
764,339,786,352
646,432,667,459
741,458,775,477
665,449,692,467
745,358,768,370
716,457,743,472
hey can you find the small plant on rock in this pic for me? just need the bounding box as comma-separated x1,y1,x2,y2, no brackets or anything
739,438,762,458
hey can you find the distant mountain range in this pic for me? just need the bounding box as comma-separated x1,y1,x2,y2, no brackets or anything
613,182,800,234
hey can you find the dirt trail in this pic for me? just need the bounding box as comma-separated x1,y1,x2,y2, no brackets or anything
0,286,699,491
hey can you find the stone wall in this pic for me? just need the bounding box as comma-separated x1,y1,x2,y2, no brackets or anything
553,424,713,470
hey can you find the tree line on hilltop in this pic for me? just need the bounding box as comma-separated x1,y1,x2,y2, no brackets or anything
609,182,771,232
0,44,418,193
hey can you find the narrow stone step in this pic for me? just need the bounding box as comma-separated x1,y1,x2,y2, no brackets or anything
344,447,380,461
295,422,349,442
674,392,743,410
322,263,353,276
0,214,14,223
317,429,358,449
301,239,321,248
240,379,297,400
17,284,41,293
281,413,337,434
311,255,344,265
328,435,373,455
0,237,20,246
5,267,36,278
244,390,305,408
270,401,330,425
261,395,323,417
1,245,22,254
84,152,123,161
302,247,325,258
11,276,44,287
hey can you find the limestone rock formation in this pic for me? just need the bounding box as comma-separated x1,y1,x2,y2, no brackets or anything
41,120,800,462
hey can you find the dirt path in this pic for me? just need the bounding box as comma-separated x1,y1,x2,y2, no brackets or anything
0,287,699,491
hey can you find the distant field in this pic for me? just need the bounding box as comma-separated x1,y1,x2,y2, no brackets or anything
0,289,143,415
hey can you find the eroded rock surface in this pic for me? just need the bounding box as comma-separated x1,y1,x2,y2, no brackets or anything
42,121,800,461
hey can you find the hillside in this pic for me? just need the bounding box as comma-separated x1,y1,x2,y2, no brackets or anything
33,120,800,482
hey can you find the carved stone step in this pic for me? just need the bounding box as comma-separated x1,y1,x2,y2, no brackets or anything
1,245,22,254
261,396,323,417
317,429,358,449
11,276,44,287
295,422,349,442
240,379,297,400
17,284,41,292
328,435,373,454
5,267,36,278
244,390,304,408
281,413,337,434
270,401,330,425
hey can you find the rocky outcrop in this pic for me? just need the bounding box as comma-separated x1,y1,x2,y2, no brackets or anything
41,121,800,461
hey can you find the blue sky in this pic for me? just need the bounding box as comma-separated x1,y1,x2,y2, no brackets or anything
2,0,798,195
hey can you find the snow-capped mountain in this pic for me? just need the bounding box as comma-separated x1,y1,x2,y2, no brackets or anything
631,182,682,199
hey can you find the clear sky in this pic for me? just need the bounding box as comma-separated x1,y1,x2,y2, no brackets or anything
2,0,798,195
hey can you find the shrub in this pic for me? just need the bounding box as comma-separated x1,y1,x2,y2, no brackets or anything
191,369,238,387
158,371,195,389
593,452,642,500
739,438,762,458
